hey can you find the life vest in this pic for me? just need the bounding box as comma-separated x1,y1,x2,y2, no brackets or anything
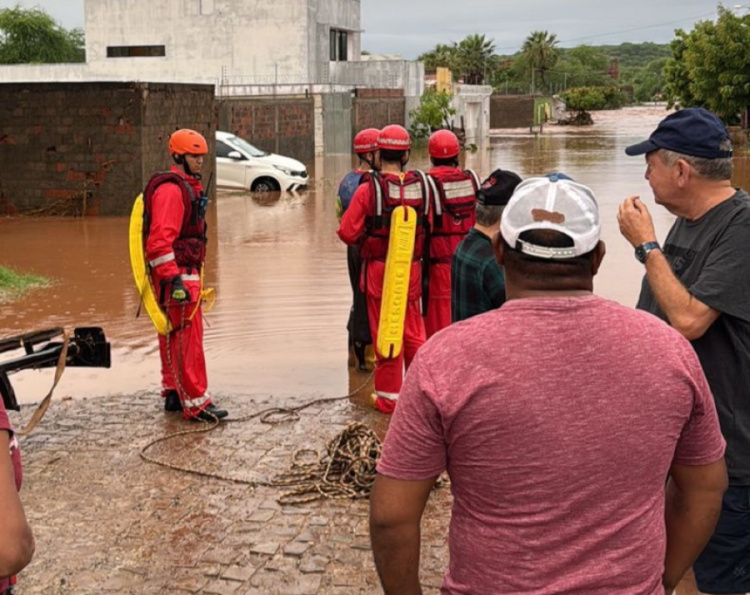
361,170,429,261
143,172,207,269
426,169,480,262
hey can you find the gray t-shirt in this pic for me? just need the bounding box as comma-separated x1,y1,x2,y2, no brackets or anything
637,189,750,484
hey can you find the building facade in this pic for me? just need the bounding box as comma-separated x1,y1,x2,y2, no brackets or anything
83,0,362,87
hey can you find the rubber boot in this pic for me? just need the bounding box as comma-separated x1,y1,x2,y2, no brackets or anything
190,403,229,422
163,389,182,412
353,341,368,372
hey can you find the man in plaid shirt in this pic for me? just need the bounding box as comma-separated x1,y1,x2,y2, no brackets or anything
451,170,522,323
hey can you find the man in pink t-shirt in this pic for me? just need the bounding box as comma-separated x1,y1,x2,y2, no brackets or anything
0,400,34,592
370,175,728,595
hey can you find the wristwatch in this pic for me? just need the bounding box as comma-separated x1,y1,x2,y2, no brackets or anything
635,241,661,263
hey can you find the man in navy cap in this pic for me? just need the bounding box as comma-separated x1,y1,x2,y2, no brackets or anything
618,106,750,595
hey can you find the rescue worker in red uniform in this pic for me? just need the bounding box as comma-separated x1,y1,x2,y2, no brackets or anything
0,397,34,594
335,128,379,371
423,129,479,338
337,125,427,414
144,129,228,422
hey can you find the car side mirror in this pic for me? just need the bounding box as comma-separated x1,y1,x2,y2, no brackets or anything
227,150,244,160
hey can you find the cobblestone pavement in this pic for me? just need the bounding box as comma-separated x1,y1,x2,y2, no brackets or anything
9,387,451,595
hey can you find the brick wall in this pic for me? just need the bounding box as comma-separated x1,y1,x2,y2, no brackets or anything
490,95,536,129
217,97,315,163
141,84,216,193
352,88,405,131
0,82,214,216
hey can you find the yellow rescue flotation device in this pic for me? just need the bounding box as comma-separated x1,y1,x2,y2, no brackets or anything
129,193,172,335
377,205,417,359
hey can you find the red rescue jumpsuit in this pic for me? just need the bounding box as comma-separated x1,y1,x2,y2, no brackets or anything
145,165,213,419
424,166,478,338
337,172,427,414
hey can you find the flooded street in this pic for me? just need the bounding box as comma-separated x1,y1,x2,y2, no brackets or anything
3,105,750,595
1,105,749,406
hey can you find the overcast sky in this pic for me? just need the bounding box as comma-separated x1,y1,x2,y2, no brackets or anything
0,0,743,59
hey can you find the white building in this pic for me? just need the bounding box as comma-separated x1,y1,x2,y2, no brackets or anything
84,0,362,88
0,0,420,93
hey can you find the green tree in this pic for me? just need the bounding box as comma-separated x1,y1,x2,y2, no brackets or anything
600,41,672,69
417,43,457,75
408,88,456,139
663,6,750,122
453,34,496,85
561,86,626,112
559,85,626,125
621,57,668,102
521,30,560,93
0,5,84,64
540,45,613,93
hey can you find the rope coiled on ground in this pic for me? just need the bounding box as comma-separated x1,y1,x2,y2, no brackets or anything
139,373,382,504
272,422,381,505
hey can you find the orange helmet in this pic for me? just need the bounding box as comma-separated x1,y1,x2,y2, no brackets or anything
353,128,380,154
428,129,460,159
168,129,208,155
377,125,410,151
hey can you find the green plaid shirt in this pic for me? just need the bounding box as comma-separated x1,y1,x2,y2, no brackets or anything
451,228,506,323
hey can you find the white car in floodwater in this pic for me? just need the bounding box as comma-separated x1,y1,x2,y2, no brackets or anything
215,131,309,192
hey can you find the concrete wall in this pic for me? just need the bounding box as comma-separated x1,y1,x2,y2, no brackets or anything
0,82,214,216
323,93,353,155
85,0,307,84
217,96,315,162
80,0,363,86
330,60,424,96
490,95,537,129
308,0,361,84
451,84,492,146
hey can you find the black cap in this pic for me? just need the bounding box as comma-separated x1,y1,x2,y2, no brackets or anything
477,169,523,207
625,107,732,159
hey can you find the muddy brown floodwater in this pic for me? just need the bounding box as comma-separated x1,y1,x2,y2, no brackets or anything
2,105,750,595
1,105,748,408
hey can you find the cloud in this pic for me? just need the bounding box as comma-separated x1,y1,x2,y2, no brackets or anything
361,0,721,58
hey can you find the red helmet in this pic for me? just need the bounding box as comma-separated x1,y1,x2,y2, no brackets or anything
377,124,410,151
169,129,208,155
353,128,380,154
428,129,460,159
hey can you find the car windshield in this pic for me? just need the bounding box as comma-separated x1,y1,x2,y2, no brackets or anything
228,136,267,157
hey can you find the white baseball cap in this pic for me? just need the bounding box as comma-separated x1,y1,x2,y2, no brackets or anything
500,174,600,259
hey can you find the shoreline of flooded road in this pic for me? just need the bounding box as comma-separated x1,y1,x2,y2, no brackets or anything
1,105,748,405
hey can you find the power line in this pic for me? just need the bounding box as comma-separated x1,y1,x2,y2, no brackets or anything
492,11,717,53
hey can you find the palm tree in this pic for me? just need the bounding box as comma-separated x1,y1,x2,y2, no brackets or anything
454,34,496,85
417,43,458,74
521,30,560,93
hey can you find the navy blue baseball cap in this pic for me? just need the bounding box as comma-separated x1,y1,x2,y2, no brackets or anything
477,169,523,206
625,107,732,159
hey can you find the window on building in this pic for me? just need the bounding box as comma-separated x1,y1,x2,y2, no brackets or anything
107,45,166,58
329,29,348,62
